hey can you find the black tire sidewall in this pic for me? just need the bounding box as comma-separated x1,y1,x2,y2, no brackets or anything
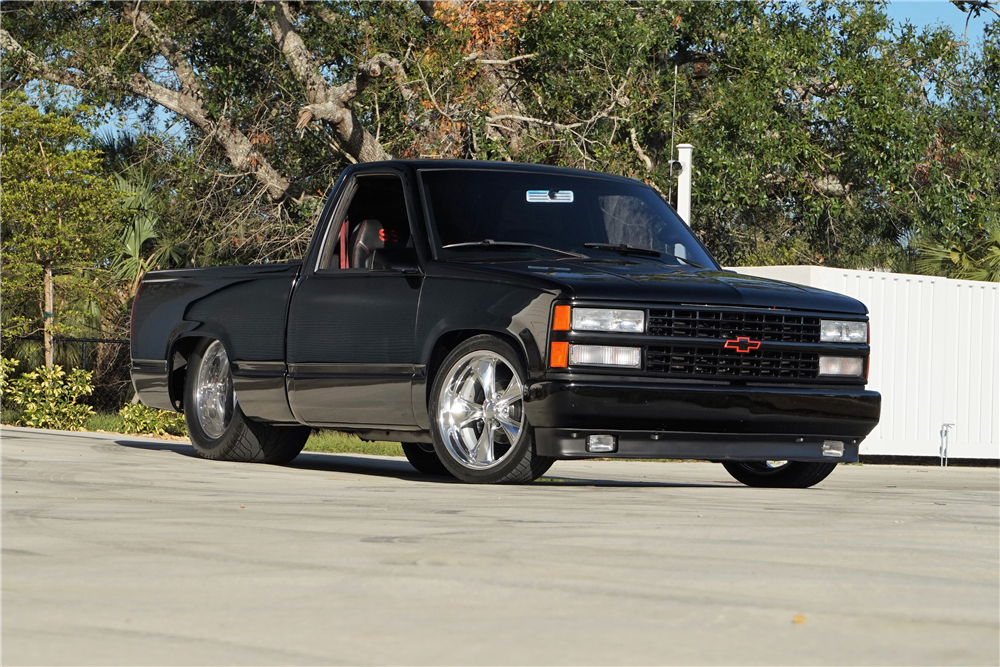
429,335,535,483
722,460,838,488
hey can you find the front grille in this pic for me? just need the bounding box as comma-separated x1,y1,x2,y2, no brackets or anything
647,308,821,343
646,346,819,379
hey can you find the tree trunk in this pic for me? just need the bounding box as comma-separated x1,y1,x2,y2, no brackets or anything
43,261,54,369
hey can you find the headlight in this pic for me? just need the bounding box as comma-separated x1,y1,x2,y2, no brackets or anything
820,320,867,343
571,308,645,333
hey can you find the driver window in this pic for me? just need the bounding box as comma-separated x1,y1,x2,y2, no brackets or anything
321,175,412,270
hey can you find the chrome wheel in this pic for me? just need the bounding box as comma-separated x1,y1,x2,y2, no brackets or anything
193,340,233,439
436,350,525,470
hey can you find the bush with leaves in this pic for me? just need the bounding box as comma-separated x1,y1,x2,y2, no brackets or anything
7,365,95,430
1,356,20,418
118,402,187,436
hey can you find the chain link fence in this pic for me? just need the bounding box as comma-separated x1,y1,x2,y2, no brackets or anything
1,336,133,414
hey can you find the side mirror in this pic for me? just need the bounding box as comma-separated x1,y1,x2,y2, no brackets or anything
370,247,420,273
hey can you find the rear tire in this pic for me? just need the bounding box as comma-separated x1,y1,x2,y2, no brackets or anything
401,442,454,477
722,460,838,488
184,338,310,464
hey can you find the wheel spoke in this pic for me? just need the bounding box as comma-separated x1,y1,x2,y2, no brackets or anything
448,393,480,418
472,357,496,397
456,413,484,430
471,423,495,464
496,414,521,443
496,376,522,407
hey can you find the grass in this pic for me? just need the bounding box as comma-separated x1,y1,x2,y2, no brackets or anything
304,430,404,457
85,412,127,433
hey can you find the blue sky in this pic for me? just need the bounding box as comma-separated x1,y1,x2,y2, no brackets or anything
885,0,994,44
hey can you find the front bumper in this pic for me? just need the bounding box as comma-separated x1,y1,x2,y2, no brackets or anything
524,378,880,462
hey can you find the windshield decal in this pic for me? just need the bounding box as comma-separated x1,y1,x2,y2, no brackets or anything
526,190,574,203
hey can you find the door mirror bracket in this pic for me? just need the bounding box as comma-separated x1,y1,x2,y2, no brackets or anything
370,248,421,273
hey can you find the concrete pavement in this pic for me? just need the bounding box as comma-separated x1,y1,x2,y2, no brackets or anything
2,425,998,665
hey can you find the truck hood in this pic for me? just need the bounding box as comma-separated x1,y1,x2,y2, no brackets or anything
439,257,867,315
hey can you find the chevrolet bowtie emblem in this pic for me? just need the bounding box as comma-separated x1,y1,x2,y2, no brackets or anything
724,337,762,353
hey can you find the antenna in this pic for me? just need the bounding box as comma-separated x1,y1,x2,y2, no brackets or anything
668,64,679,204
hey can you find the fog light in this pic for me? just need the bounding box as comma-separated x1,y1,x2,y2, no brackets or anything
818,356,864,377
569,344,641,368
822,440,845,457
586,435,616,453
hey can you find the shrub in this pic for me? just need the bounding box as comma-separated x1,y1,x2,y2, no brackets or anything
7,364,95,431
118,402,187,436
1,357,19,416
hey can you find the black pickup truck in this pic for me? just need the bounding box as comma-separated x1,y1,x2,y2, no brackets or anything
131,160,880,486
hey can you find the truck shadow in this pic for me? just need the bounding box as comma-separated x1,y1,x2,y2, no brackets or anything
112,440,732,487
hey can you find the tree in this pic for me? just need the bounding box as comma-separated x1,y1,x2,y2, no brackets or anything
0,94,122,366
1,1,996,278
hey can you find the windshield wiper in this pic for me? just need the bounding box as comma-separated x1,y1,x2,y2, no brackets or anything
443,240,585,259
583,243,713,269
674,255,712,270
583,243,662,258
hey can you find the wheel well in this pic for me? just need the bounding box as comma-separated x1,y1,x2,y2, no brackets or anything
425,329,527,407
167,336,204,412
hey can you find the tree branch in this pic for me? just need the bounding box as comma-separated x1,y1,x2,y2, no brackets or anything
122,2,203,101
2,24,292,201
629,128,653,172
268,1,395,163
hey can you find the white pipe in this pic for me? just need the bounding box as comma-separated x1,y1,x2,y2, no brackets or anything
676,143,694,226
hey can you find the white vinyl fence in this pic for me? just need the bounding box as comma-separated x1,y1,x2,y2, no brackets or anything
732,266,999,460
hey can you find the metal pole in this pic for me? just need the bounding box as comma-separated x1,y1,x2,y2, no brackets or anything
676,143,694,226
939,423,954,467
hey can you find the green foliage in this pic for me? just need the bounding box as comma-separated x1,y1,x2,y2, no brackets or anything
914,220,1000,281
6,365,95,431
117,402,187,436
0,93,124,339
2,1,996,280
0,357,18,399
304,430,403,457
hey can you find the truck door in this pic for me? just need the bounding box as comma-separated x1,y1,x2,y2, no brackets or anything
286,173,422,426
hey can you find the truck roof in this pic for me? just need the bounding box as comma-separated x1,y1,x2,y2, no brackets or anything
347,159,644,187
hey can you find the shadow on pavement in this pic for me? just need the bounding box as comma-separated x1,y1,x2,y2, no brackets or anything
287,451,457,483
533,475,733,488
111,438,200,458
110,439,451,482
110,439,731,487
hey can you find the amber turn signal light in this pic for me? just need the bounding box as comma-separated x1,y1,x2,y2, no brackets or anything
552,305,571,331
550,341,569,368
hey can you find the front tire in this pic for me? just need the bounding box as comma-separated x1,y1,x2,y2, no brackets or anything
429,335,553,484
184,338,310,464
722,460,838,488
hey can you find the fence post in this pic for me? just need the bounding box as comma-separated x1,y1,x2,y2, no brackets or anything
676,143,694,226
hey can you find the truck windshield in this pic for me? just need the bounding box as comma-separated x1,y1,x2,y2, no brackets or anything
421,169,717,268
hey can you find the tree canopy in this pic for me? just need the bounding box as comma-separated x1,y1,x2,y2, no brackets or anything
1,0,997,296
0,93,123,346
